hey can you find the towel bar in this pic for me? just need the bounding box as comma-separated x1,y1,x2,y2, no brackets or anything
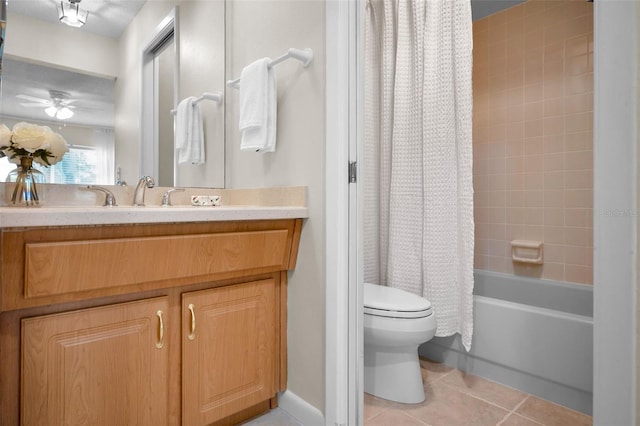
170,92,222,115
226,47,314,89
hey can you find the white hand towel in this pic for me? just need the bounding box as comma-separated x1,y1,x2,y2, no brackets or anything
175,96,205,164
239,58,277,153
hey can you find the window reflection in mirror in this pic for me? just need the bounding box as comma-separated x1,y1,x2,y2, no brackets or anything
0,57,115,184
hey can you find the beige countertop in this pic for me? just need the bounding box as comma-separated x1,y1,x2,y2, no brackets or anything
0,185,308,227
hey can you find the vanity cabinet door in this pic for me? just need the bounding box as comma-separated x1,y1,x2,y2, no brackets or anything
21,297,170,426
182,279,277,426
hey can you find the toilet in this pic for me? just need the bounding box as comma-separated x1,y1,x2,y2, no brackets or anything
364,282,437,404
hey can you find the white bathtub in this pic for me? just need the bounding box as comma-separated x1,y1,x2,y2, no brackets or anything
419,270,593,415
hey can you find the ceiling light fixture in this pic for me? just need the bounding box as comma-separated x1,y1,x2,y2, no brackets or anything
58,0,88,28
45,105,74,120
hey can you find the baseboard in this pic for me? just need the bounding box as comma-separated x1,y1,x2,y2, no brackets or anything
278,390,325,426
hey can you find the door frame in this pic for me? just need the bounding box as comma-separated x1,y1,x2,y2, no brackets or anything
140,6,180,179
325,0,362,424
592,1,638,423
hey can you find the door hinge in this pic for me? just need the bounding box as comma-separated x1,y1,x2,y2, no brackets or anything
349,161,357,183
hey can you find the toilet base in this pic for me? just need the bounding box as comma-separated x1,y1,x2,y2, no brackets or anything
363,344,425,404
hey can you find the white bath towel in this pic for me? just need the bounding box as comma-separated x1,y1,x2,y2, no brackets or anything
175,96,205,164
239,58,277,153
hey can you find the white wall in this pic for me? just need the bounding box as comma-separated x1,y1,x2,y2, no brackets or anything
225,0,326,412
175,0,225,188
4,12,118,77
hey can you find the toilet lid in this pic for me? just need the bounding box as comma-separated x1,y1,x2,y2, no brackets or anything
364,283,433,318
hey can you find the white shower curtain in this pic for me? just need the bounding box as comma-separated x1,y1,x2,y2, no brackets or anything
364,0,475,350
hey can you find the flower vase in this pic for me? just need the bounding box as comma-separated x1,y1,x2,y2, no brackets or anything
6,156,45,206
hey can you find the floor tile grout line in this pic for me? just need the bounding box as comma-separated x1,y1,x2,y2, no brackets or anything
400,409,432,426
438,369,531,408
521,394,594,419
505,396,550,426
363,403,390,424
496,395,531,426
514,412,550,426
495,412,511,426
434,380,525,414
440,368,592,423
364,404,432,426
427,367,456,384
511,395,531,414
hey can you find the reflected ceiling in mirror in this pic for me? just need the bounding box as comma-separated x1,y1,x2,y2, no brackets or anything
1,57,114,128
2,0,136,128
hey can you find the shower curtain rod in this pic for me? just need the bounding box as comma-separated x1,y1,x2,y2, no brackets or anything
226,47,314,89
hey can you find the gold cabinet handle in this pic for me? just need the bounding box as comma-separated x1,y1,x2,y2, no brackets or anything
156,310,165,349
188,303,196,341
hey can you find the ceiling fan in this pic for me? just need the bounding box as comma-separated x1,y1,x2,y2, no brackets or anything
17,89,76,120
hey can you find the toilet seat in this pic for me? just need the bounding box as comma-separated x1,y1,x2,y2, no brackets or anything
364,283,433,319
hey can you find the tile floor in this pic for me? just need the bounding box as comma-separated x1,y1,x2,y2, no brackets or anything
244,358,592,426
364,358,592,426
242,408,303,426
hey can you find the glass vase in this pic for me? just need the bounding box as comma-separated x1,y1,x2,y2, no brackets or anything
6,156,45,206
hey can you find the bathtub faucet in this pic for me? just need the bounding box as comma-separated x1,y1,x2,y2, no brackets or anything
133,175,155,206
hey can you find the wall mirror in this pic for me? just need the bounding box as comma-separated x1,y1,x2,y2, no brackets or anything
0,0,225,188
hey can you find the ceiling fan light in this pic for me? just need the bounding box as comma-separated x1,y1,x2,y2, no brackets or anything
45,106,58,118
58,1,88,28
56,107,74,120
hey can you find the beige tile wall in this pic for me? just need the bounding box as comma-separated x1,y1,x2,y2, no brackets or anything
473,0,594,284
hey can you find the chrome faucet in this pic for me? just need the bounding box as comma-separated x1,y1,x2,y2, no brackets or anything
161,188,185,207
133,176,155,206
86,185,117,206
115,167,127,186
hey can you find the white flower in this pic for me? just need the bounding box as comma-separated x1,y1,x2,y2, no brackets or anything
0,124,17,161
39,128,69,165
0,122,68,166
0,124,11,147
11,122,49,153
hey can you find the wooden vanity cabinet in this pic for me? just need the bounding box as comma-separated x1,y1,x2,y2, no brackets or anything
182,279,278,425
0,219,301,426
21,297,170,426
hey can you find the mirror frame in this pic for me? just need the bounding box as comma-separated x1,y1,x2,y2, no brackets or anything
0,0,6,82
140,6,180,181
